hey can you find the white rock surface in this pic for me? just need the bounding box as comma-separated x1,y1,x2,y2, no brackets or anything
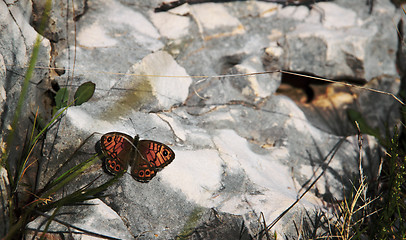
0,0,401,239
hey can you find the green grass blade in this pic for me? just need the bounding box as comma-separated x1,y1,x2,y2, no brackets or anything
30,100,76,151
41,154,99,197
11,102,76,194
40,173,123,212
39,206,60,240
40,133,100,194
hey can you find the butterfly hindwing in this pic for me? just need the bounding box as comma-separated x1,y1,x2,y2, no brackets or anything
130,156,157,183
104,157,126,175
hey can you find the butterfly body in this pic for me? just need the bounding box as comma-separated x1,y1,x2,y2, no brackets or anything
100,132,175,183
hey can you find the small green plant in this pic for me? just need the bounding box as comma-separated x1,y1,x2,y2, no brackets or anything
255,83,406,239
0,57,118,240
343,108,406,239
369,128,406,239
0,1,120,238
53,81,95,115
1,86,119,239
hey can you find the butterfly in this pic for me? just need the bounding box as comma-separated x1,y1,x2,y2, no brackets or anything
100,132,175,183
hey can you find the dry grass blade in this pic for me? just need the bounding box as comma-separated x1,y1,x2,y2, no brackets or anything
255,138,346,237
278,70,404,105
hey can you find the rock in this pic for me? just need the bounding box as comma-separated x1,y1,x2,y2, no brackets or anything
26,199,134,239
0,0,401,239
150,11,191,39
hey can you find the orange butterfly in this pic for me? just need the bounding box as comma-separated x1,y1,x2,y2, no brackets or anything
100,132,175,183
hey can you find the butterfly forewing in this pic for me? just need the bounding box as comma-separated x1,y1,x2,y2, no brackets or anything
101,132,134,175
140,140,175,168
130,140,175,182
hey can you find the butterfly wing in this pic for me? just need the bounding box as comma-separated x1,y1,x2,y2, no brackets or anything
131,139,175,182
100,132,134,175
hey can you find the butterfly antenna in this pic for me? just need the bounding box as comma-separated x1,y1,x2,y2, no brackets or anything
131,138,155,169
119,134,153,167
92,131,103,137
140,127,157,136
129,118,136,130
129,118,156,136
120,134,137,150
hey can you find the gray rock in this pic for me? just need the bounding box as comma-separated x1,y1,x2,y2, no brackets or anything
26,199,134,240
0,0,401,239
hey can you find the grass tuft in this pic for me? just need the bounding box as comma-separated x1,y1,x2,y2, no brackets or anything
0,1,117,238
